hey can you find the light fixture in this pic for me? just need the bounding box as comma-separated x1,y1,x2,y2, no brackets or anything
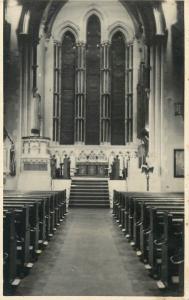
175,102,184,118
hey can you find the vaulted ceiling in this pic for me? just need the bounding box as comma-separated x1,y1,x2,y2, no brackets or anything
17,0,166,45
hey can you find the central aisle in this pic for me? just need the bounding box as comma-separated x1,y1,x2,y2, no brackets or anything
16,208,164,296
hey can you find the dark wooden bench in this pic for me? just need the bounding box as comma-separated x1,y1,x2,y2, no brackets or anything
3,210,20,291
154,211,184,290
113,190,184,293
3,204,32,273
139,201,184,263
4,199,41,256
4,195,48,244
3,190,66,296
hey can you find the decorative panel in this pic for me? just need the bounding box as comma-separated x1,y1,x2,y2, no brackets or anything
23,162,48,171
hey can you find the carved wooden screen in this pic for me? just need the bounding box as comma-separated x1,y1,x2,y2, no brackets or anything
111,31,125,145
60,31,76,144
86,15,101,145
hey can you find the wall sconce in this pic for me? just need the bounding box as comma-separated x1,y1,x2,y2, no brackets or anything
134,151,138,159
175,103,184,118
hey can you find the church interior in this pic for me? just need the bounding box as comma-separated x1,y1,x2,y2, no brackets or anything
3,0,185,296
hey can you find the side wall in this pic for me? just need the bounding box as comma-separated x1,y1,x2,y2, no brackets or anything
4,1,22,189
161,2,184,191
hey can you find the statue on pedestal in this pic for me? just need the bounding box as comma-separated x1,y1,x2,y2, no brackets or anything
31,88,41,136
50,155,56,179
114,155,120,179
63,155,71,179
10,144,16,176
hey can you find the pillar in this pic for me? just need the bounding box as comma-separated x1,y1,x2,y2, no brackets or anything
100,41,111,143
18,33,31,137
75,42,86,143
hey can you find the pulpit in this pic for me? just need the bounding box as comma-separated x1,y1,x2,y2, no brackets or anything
17,136,51,190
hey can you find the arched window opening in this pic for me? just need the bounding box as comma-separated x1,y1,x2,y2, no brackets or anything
111,31,126,145
125,43,133,143
60,31,76,144
86,14,101,145
137,45,150,140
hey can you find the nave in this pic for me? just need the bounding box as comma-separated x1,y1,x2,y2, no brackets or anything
14,208,179,297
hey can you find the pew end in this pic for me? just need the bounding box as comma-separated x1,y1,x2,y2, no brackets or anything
157,280,166,289
11,278,21,287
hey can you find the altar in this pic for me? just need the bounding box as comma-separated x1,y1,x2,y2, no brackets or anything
76,162,108,177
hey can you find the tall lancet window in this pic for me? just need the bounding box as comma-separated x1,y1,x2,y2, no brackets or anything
86,15,101,145
111,31,126,145
53,43,61,142
125,44,133,142
60,31,76,144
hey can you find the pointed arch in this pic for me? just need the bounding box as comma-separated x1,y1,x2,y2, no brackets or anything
85,14,101,144
108,21,135,44
52,21,79,43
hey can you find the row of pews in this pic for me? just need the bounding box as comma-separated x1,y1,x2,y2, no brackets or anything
3,190,67,295
113,191,184,293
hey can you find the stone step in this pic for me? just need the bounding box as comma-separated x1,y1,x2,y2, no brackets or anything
69,179,109,208
69,200,109,204
70,194,109,199
69,203,110,208
70,190,109,193
71,187,108,191
71,182,108,185
70,192,109,196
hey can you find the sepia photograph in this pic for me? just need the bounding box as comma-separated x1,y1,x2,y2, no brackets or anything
3,0,186,297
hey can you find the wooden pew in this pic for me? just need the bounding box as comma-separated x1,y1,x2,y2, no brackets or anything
139,201,184,263
3,210,20,292
113,190,184,293
4,195,48,245
4,191,66,242
23,191,66,231
157,211,184,290
3,189,66,295
148,207,183,276
113,192,183,239
3,199,41,257
127,194,183,240
3,204,32,274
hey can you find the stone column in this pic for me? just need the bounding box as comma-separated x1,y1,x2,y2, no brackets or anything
30,39,41,136
154,41,162,175
18,33,31,137
100,41,111,143
75,42,86,143
148,37,164,191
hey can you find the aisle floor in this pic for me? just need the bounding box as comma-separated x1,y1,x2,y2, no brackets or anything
15,208,176,296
